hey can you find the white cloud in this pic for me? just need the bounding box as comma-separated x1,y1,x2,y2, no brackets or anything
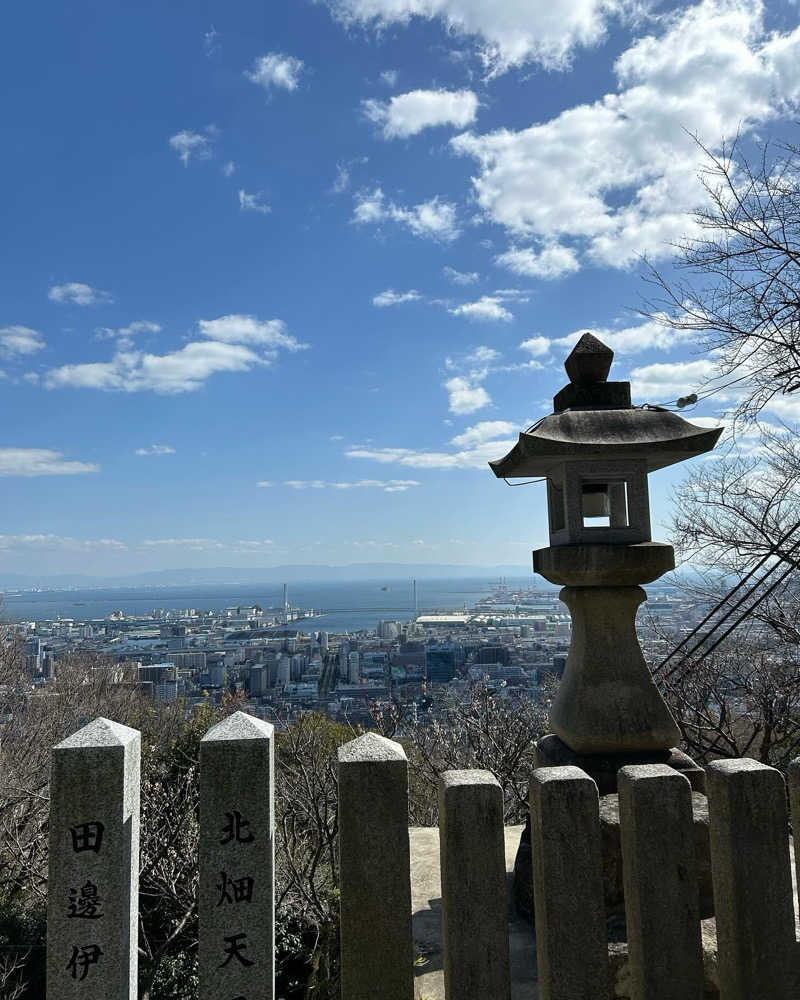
629,359,718,402
352,187,460,241
134,444,176,456
245,53,304,92
0,325,44,357
139,536,276,551
222,160,236,178
256,480,273,487
449,296,512,322
0,534,125,551
462,345,500,365
552,319,695,355
44,315,306,394
518,335,551,357
238,189,271,214
0,448,98,476
450,420,517,448
196,314,306,352
43,341,267,395
168,129,213,166
451,0,800,268
96,321,161,340
203,26,220,57
443,266,479,285
380,69,399,87
444,375,491,414
363,88,478,139
284,478,421,492
372,289,421,307
142,537,225,550
346,438,515,469
325,0,625,73
48,282,113,306
496,244,579,279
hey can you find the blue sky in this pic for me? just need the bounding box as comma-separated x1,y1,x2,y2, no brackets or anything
2,0,800,577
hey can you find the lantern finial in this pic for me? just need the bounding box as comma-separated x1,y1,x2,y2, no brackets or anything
564,332,613,385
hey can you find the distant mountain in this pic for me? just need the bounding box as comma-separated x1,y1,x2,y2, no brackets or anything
0,563,534,591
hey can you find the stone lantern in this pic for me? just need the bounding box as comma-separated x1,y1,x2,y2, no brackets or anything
490,332,722,789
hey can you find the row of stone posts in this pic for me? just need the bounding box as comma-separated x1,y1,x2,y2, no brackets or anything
47,712,275,1000
46,713,800,1000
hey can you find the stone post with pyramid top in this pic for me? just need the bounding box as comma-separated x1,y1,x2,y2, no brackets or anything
491,332,722,792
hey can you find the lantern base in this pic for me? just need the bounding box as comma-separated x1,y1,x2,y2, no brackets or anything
532,733,705,795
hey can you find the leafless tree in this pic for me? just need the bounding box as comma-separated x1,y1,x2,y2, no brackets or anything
642,133,800,422
406,682,549,825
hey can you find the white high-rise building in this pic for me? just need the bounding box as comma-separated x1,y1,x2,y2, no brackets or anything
277,656,291,685
319,631,329,651
347,651,360,684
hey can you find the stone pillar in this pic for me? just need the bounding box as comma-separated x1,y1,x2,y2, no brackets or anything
199,711,275,1000
789,758,800,913
550,585,679,753
337,732,413,1000
618,764,703,1000
47,717,140,1000
706,759,797,1000
529,766,607,1000
438,770,510,1000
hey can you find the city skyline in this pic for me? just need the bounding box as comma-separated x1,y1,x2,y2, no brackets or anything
3,0,800,576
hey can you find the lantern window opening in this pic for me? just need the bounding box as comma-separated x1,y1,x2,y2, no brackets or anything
580,478,629,530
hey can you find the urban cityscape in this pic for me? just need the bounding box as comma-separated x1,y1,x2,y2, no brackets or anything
6,578,701,728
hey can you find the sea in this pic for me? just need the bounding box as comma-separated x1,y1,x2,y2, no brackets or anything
0,577,535,633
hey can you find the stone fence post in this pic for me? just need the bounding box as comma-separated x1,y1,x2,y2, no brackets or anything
337,732,413,1000
789,758,800,910
199,711,275,1000
618,764,703,1000
706,759,798,1000
47,717,140,1000
438,769,510,1000
529,765,607,1000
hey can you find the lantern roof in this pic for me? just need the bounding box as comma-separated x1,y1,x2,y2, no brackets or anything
489,333,723,478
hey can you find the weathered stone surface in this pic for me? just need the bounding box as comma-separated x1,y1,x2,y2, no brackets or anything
529,766,607,1000
47,718,140,1000
609,921,721,1000
706,759,797,1000
548,585,680,753
789,758,800,907
438,770,510,1000
338,732,413,1000
618,764,703,1000
199,711,275,1000
513,785,713,926
533,542,674,587
534,734,706,795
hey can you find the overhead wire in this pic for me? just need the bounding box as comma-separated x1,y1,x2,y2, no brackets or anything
654,518,800,676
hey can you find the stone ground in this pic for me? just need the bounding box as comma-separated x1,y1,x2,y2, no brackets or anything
409,827,799,1000
410,825,537,1000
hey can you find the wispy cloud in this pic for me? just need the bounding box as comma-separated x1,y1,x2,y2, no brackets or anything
283,478,421,492
168,129,214,166
0,325,45,357
222,160,236,178
48,282,113,306
443,266,479,285
96,321,161,341
0,448,98,476
0,534,125,551
363,89,478,139
141,537,275,551
372,289,421,307
134,444,176,456
444,376,491,414
238,189,271,214
245,53,304,92
353,187,460,242
449,296,512,322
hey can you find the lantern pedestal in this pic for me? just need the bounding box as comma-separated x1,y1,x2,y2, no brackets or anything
534,543,680,754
